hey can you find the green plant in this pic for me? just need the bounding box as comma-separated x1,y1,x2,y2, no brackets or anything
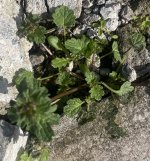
8,69,60,141
12,5,140,143
133,15,150,32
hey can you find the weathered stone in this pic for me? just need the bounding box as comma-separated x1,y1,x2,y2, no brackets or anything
96,0,105,5
121,5,134,23
118,24,150,79
129,0,150,16
26,0,83,18
30,54,45,67
0,0,32,115
100,2,121,31
48,86,150,161
0,120,28,161
82,0,93,8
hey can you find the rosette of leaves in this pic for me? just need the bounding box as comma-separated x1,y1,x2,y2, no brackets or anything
17,13,46,44
130,32,146,51
8,69,60,141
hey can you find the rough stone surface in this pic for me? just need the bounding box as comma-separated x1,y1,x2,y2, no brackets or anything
0,0,32,115
26,0,83,18
118,24,150,79
121,5,134,23
100,2,121,31
49,86,150,161
0,120,28,161
96,0,105,5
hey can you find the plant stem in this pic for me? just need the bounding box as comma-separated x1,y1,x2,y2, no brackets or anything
99,51,112,59
51,84,87,102
37,74,58,81
41,43,53,56
100,82,118,94
70,72,84,80
46,28,56,34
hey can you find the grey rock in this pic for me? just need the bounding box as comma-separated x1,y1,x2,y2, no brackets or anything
80,13,100,25
49,86,150,161
0,120,28,161
100,2,121,31
0,0,32,115
129,0,150,16
96,0,105,5
82,0,93,8
26,0,83,18
84,8,92,14
118,25,150,79
92,6,100,14
30,54,45,67
121,5,134,23
87,54,101,73
87,28,97,38
73,24,87,36
26,0,47,15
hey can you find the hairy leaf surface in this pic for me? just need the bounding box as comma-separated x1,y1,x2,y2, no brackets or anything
64,98,84,117
116,81,134,96
51,57,69,69
52,5,76,28
112,41,122,62
90,85,104,101
130,33,146,50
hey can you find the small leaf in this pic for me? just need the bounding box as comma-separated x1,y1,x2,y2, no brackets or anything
20,152,34,161
130,33,146,50
112,41,122,62
89,85,104,101
39,148,50,161
56,71,73,86
65,36,90,55
52,5,76,28
109,71,117,79
64,98,84,117
116,81,134,96
112,35,118,39
51,57,69,69
47,36,64,51
28,26,46,44
85,71,97,84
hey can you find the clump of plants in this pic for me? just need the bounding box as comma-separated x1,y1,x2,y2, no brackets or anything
7,5,147,160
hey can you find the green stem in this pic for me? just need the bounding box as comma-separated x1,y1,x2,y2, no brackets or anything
116,47,132,73
63,27,66,41
100,82,118,94
46,28,56,34
99,51,112,59
37,74,58,81
51,84,87,102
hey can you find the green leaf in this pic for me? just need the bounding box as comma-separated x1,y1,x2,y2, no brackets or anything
89,85,104,101
112,41,122,63
64,98,84,117
20,152,34,161
8,69,60,141
112,35,118,39
116,81,134,96
85,71,97,84
130,33,146,50
51,57,69,69
65,36,90,55
47,36,64,51
85,40,103,58
28,26,46,44
39,148,50,161
109,71,117,79
56,71,73,86
13,69,33,87
52,5,76,28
